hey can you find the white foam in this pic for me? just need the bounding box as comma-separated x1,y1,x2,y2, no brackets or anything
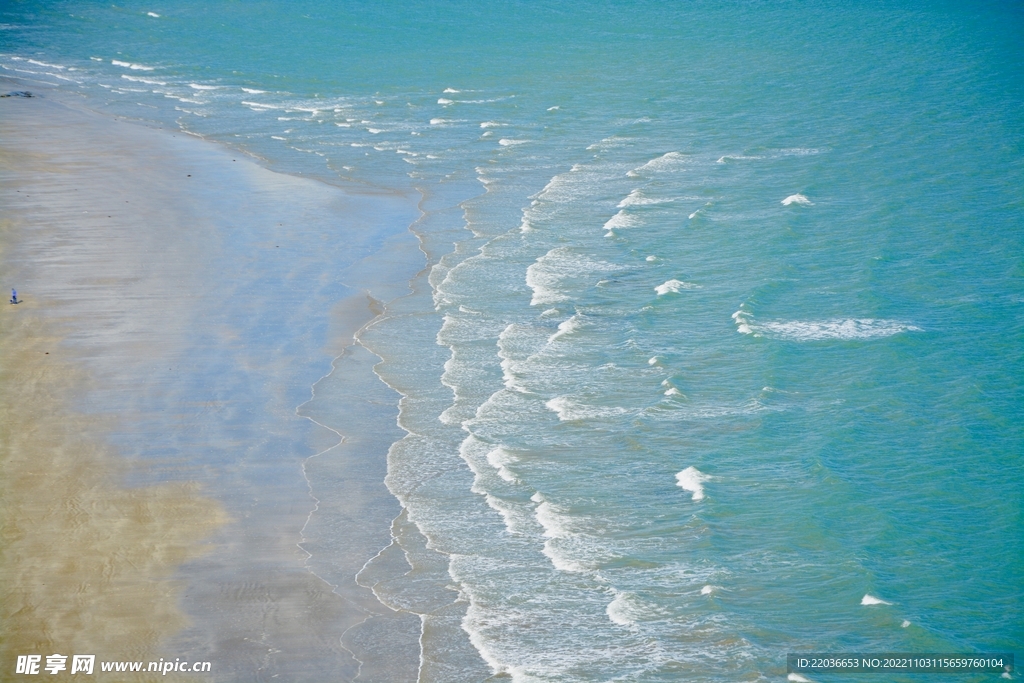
586,136,631,151
534,501,571,539
778,148,825,156
731,309,755,335
686,202,708,223
675,466,709,501
547,105,559,111
240,87,265,94
664,387,682,396
437,97,453,105
602,209,639,233
788,675,813,683
498,138,528,146
526,270,562,307
655,279,700,296
606,591,646,627
27,59,65,69
111,59,154,71
459,600,508,677
526,247,618,306
617,189,643,207
648,356,659,365
483,494,531,535
617,188,678,207
861,594,891,606
480,121,505,128
645,255,658,262
545,397,628,422
121,74,165,85
650,398,769,420
366,127,383,134
700,584,718,595
542,540,587,573
627,151,688,176
549,314,584,342
738,315,923,341
531,167,599,203
545,396,574,421
782,193,813,206
901,620,911,628
606,595,634,626
485,447,519,483
146,11,160,17
461,97,513,104
189,83,220,90
716,154,763,163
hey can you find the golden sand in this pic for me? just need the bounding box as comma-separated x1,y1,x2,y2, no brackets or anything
0,295,226,676
0,110,226,677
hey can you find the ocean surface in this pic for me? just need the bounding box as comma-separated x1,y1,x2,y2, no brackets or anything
3,1,1022,681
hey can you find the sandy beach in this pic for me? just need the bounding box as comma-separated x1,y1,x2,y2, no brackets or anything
1,80,426,681
5,3,1023,680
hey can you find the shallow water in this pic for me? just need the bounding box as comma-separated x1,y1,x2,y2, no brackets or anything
3,1,1022,681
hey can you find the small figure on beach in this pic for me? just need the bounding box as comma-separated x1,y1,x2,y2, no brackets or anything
10,288,19,304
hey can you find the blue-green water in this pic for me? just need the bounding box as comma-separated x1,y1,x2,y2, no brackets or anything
3,2,1022,681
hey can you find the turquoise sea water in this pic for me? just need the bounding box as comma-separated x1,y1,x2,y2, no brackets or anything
3,2,1022,681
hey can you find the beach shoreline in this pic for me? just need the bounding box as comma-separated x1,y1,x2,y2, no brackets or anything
0,77,427,680
4,3,1022,679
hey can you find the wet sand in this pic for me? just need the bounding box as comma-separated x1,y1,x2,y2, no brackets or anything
0,81,426,680
0,302,226,677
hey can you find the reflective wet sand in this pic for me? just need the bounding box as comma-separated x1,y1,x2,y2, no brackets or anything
0,303,226,671
1,82,425,680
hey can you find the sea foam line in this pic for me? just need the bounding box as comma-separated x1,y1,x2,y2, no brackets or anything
111,59,155,71
733,309,922,341
655,279,700,296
